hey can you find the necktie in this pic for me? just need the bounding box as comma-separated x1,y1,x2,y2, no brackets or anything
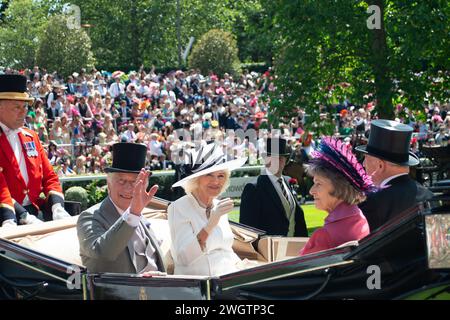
278,177,294,214
132,223,158,273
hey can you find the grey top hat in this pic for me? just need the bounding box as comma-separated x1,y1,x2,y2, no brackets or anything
355,119,419,166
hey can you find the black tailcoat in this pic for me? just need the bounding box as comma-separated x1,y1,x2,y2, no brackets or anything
359,175,433,231
240,174,308,237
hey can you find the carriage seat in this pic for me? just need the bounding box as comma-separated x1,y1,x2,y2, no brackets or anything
5,217,175,274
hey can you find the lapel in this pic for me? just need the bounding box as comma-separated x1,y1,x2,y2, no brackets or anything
259,174,284,214
98,197,138,273
277,175,295,218
0,129,27,187
97,196,122,228
282,175,297,210
98,197,165,273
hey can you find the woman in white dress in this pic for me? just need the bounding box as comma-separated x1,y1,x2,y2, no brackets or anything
168,144,247,276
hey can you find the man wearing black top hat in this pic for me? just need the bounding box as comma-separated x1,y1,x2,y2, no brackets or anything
240,138,308,237
77,143,166,274
0,74,71,227
356,119,433,232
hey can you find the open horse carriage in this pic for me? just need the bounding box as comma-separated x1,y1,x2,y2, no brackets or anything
0,182,449,300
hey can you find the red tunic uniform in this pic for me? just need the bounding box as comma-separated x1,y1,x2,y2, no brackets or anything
0,127,64,223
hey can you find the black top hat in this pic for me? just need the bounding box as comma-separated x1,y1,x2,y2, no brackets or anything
355,119,419,166
0,74,34,102
265,138,291,157
104,143,148,173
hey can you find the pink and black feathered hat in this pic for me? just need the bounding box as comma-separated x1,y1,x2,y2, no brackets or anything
310,137,376,194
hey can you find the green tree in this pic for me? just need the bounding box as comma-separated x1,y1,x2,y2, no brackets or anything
188,29,241,77
68,0,144,71
0,0,48,69
265,0,449,129
0,1,10,23
228,0,274,64
36,15,95,77
67,0,270,70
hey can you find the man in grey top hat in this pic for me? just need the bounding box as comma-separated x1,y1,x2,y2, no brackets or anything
356,119,433,231
77,142,166,274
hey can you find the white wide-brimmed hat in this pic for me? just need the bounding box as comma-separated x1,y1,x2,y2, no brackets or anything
172,143,247,188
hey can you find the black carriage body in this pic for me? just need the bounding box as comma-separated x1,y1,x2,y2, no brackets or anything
1,202,449,300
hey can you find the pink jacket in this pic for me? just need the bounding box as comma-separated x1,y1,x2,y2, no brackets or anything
300,202,370,256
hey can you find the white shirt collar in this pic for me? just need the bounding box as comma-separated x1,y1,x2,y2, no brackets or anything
109,197,126,215
265,168,283,184
380,173,409,188
0,122,20,136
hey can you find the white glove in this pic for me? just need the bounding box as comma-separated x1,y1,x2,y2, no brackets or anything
52,203,71,220
19,212,43,225
2,219,17,228
204,198,234,235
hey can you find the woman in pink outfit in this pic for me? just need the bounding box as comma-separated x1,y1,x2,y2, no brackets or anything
300,137,376,256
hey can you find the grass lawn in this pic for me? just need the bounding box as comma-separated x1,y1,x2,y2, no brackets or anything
228,204,327,236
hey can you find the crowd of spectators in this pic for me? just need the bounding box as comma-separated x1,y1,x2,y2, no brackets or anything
0,65,448,177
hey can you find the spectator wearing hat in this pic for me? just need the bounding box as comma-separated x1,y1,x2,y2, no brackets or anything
77,142,166,274
356,120,434,231
240,138,308,237
0,74,71,227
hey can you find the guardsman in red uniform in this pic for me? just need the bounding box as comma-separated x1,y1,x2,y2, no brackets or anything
0,74,71,227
